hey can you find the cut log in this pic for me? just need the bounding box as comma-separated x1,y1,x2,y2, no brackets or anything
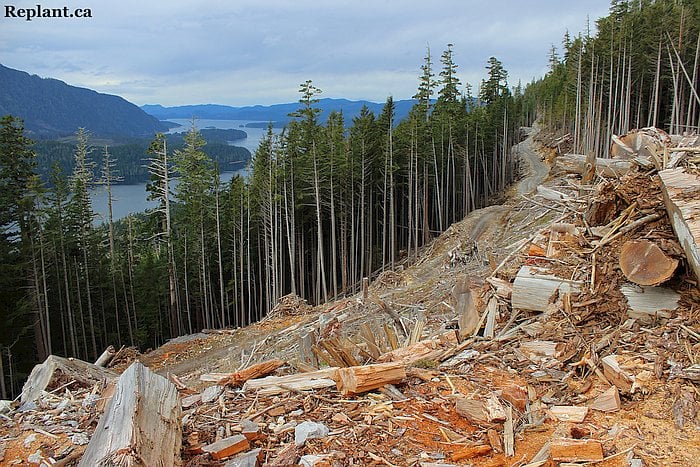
601,355,633,393
94,345,116,367
550,438,604,463
620,284,680,320
20,355,117,405
550,406,589,423
455,398,489,425
556,153,632,177
334,362,406,396
78,362,182,467
202,359,285,387
243,367,338,395
588,386,621,412
619,239,678,286
658,168,700,287
511,266,582,312
202,435,250,461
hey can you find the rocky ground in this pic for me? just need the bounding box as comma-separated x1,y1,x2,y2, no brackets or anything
1,126,698,466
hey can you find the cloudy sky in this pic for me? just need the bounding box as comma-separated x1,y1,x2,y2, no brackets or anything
1,0,611,106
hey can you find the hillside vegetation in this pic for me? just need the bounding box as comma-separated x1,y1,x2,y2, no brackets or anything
0,64,170,138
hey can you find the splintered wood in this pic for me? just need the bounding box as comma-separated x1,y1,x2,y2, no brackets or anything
78,362,182,467
201,359,285,387
550,438,604,462
334,362,406,396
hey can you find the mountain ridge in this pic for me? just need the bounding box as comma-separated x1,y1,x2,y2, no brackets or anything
142,98,420,125
0,64,171,139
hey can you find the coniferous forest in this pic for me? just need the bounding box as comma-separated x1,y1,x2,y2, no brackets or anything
1,0,698,398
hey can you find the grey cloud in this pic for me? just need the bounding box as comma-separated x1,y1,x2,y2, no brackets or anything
1,0,610,105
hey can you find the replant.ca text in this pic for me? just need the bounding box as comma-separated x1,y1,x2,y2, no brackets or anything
4,4,92,20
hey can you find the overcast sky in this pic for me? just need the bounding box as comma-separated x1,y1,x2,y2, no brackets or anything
1,1,611,106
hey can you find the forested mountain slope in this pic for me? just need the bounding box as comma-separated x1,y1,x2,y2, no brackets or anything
0,64,171,138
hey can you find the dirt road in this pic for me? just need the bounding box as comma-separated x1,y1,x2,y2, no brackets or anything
515,125,549,196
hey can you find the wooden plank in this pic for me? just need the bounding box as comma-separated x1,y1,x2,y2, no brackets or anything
659,168,700,287
620,284,680,320
511,266,582,312
202,435,250,460
504,406,515,457
78,362,181,467
20,355,117,405
334,362,406,396
483,297,498,339
243,367,338,395
550,438,604,463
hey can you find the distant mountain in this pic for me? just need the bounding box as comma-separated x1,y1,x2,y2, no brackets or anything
0,64,171,139
142,98,419,126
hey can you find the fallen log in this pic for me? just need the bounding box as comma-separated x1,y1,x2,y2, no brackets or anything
243,367,338,395
658,168,700,287
201,359,285,387
511,266,582,312
20,355,117,405
334,362,406,396
556,153,632,178
619,239,678,286
78,362,182,467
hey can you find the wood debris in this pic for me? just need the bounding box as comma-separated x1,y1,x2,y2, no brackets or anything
3,125,700,466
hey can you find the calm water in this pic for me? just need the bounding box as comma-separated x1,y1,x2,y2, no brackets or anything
90,120,280,223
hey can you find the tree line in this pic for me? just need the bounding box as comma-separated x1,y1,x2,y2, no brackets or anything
0,45,525,398
524,0,699,156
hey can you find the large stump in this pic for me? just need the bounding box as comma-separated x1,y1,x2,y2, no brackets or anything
79,362,182,466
